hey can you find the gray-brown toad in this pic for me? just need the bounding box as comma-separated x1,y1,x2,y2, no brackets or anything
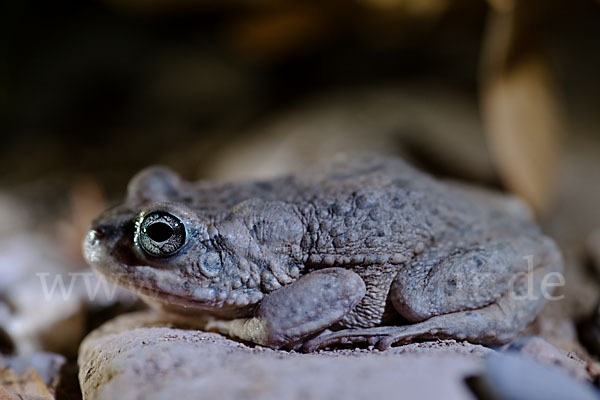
83,154,563,351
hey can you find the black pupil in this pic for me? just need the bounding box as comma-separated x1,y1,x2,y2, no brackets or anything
146,222,174,242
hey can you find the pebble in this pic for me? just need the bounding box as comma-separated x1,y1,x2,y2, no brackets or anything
0,351,80,399
469,353,600,400
503,336,592,381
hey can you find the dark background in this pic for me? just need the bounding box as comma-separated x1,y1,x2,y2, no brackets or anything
2,0,598,192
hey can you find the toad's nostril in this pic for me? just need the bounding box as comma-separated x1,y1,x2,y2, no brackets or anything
94,226,107,239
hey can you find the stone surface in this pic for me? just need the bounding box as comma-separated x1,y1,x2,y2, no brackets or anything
79,311,492,400
1,352,66,389
470,353,600,400
0,367,54,400
0,183,139,358
5,276,86,356
0,352,82,399
2,264,139,356
502,336,592,382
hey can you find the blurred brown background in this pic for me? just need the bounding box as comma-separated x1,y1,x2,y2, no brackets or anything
0,0,597,190
2,0,600,251
1,0,600,396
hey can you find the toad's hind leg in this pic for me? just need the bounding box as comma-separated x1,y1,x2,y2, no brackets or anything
302,238,562,352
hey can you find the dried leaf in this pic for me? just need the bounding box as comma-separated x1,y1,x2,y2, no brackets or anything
229,6,331,61
56,177,106,264
485,0,515,13
480,3,563,215
0,367,54,400
357,0,449,16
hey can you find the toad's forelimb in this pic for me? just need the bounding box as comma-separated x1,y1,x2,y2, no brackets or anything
207,268,366,348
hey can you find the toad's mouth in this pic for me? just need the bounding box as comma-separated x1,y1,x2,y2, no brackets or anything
102,272,257,319
108,273,219,310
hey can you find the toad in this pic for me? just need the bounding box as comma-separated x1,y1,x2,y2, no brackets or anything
83,154,563,351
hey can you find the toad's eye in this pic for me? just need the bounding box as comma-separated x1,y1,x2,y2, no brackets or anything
136,210,186,257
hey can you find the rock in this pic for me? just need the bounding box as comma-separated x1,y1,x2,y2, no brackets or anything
0,233,68,294
4,270,139,357
5,275,87,356
0,367,54,400
0,183,139,357
523,300,583,350
0,352,81,399
79,311,491,400
1,352,66,389
0,201,89,355
468,353,600,400
502,336,592,382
